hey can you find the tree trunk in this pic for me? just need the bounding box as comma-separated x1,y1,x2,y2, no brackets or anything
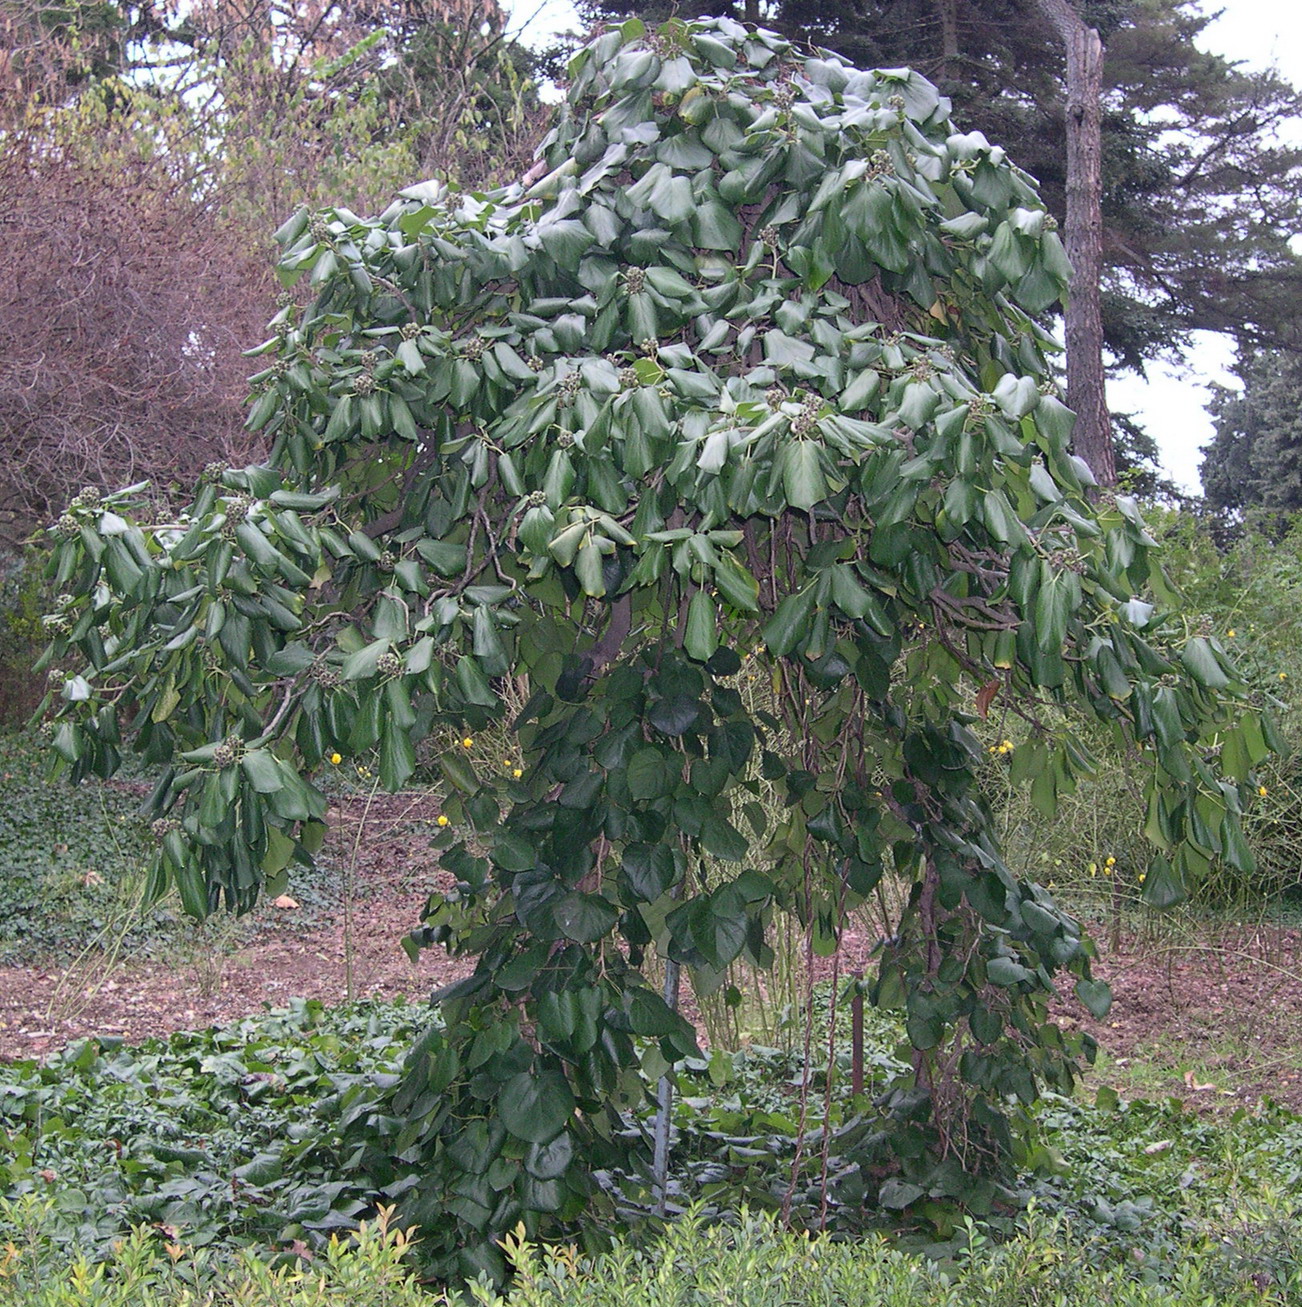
937,0,960,69
1028,0,1116,486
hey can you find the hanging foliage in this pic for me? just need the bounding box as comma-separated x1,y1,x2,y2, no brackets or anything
37,15,1273,1281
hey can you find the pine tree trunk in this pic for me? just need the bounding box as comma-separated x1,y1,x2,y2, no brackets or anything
938,0,959,66
1028,0,1116,486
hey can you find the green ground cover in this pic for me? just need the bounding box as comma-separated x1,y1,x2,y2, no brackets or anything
2,997,1302,1303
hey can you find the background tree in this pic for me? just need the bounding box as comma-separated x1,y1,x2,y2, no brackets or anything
38,17,1271,1276
0,2,267,550
0,0,542,555
1028,0,1111,483
1201,350,1302,521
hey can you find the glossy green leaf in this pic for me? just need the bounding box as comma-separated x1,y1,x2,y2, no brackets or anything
684,588,718,661
498,1071,573,1145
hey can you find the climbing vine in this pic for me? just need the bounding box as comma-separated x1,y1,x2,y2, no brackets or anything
39,16,1272,1280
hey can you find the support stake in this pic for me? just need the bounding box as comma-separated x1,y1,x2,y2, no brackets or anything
652,956,680,1217
851,971,864,1097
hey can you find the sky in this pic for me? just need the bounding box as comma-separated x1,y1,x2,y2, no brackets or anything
504,0,1302,495
1108,2,1302,492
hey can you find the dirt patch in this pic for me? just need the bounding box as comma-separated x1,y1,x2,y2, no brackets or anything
1063,919,1302,1114
4,813,1302,1119
0,792,470,1060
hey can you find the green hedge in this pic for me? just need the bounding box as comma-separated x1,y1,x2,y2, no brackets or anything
2,1202,1296,1306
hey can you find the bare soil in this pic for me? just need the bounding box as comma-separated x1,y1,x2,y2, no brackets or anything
0,793,471,1060
1064,918,1302,1114
3,805,1302,1116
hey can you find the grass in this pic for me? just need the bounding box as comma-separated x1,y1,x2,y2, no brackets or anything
1090,1027,1302,1107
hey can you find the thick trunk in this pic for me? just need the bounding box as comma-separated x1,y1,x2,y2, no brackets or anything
1028,0,1116,486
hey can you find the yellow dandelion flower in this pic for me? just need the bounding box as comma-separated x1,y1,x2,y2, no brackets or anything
1138,872,1147,884
328,752,342,765
503,759,512,767
1105,856,1116,867
1259,785,1269,797
1280,672,1288,681
512,768,523,779
437,814,450,827
461,736,474,749
1227,629,1236,638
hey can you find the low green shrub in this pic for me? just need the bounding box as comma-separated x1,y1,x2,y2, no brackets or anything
467,1207,1302,1306
0,731,154,964
3,1201,1299,1306
971,509,1302,923
0,1199,432,1306
0,729,351,965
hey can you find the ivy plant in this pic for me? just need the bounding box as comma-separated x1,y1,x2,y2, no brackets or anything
37,15,1274,1281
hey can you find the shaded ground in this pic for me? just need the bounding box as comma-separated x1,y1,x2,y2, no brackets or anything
1066,919,1302,1114
3,806,1302,1116
0,793,470,1060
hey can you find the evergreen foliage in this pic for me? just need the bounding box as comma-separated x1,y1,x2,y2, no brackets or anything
578,0,1302,369
36,16,1272,1280
1202,351,1302,522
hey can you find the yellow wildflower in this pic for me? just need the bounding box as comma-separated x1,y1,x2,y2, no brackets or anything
328,752,342,765
461,736,474,749
437,814,450,827
1227,629,1236,638
1280,672,1288,681
1259,785,1269,798
512,768,523,779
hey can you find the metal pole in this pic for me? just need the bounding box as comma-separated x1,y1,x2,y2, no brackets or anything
851,971,864,1097
651,956,681,1217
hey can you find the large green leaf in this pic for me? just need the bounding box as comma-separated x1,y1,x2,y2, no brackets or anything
554,892,619,943
498,1071,574,1145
